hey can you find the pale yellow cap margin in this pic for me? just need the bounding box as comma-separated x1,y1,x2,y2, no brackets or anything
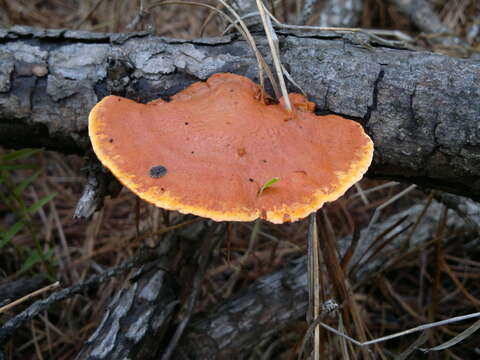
89,96,374,224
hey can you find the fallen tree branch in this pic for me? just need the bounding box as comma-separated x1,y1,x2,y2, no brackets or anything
0,244,165,346
0,275,48,307
0,26,480,200
73,153,122,219
74,220,215,360
74,261,178,360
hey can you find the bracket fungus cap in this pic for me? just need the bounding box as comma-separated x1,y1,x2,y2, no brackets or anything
89,73,373,223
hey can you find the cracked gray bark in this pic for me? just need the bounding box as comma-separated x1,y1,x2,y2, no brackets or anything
0,25,479,199
74,220,215,360
73,154,122,219
74,259,178,360
175,255,309,360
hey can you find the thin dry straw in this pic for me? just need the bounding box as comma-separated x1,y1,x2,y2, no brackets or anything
256,0,292,111
317,311,480,348
147,0,281,99
0,282,60,314
225,8,414,48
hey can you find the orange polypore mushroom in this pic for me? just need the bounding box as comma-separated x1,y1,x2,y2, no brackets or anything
89,73,373,224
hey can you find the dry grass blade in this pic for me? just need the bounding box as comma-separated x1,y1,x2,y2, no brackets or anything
281,64,306,95
420,317,480,352
260,5,414,47
74,0,106,29
394,331,429,360
316,312,480,348
199,3,222,36
221,219,261,298
256,0,292,110
356,184,417,261
0,282,60,314
148,0,280,99
306,212,320,360
338,313,351,360
318,211,370,359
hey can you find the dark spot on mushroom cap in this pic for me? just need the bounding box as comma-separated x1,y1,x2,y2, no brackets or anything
185,122,189,125
262,159,267,163
191,151,195,154
249,178,254,182
117,98,121,102
149,165,167,178
109,138,114,143
161,187,165,191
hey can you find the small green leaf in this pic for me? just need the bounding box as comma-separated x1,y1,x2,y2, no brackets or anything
258,177,280,196
14,170,41,197
18,249,54,275
26,193,57,215
2,148,42,162
0,220,26,249
0,164,37,171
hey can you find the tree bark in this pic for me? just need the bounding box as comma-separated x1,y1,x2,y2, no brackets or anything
1,26,479,199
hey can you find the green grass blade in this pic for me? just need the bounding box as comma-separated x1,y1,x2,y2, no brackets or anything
0,220,26,249
14,170,41,197
26,193,57,215
17,248,54,275
2,148,42,162
0,164,37,171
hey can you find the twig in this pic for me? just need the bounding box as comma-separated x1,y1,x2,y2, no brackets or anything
0,246,161,345
0,275,48,304
73,155,121,219
0,281,60,314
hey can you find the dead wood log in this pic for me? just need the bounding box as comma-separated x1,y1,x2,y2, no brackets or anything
74,254,179,360
0,244,167,347
74,220,222,360
173,198,477,358
0,26,479,200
